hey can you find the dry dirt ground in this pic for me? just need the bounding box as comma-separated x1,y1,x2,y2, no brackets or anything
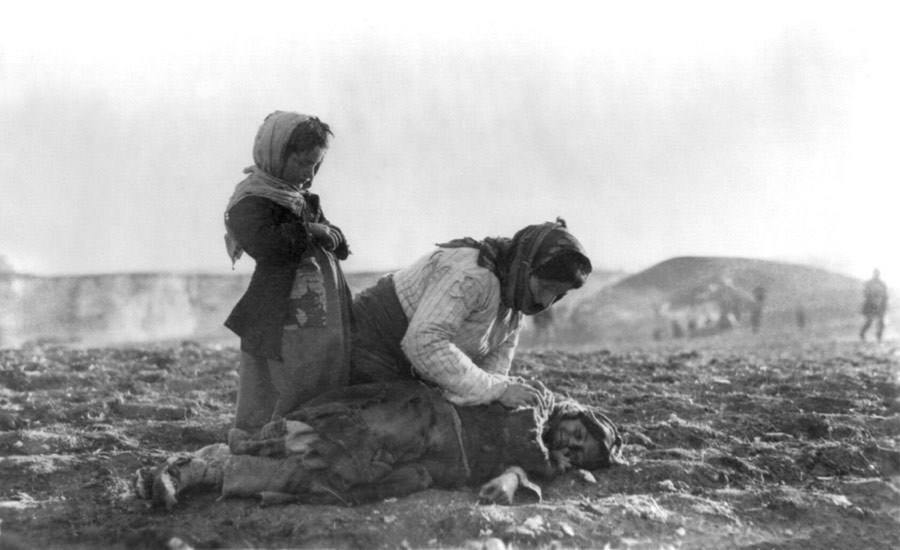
0,336,898,550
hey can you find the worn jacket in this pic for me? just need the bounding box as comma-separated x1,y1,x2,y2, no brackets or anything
222,381,622,504
224,194,350,359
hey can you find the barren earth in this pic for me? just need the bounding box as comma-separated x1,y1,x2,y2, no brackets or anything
1,336,898,549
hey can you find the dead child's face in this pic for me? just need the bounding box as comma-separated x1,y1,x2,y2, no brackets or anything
550,417,602,468
282,146,327,188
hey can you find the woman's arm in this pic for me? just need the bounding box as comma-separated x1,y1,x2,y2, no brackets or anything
476,326,521,375
400,270,510,406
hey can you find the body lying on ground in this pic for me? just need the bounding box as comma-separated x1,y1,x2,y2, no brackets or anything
136,381,623,508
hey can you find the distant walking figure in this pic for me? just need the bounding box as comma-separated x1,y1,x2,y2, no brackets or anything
860,269,888,342
750,285,766,334
795,305,807,331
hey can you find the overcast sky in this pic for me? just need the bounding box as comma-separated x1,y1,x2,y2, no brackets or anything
1,2,896,281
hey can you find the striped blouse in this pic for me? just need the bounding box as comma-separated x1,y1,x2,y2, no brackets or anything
393,247,524,405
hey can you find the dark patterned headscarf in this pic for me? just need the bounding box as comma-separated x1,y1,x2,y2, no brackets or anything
437,218,592,314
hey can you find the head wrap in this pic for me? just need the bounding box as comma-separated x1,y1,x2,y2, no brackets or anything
223,111,317,266
546,399,624,470
437,218,592,314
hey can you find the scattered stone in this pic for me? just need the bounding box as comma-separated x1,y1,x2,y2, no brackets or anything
658,479,677,492
506,515,545,537
0,410,24,431
574,468,596,483
167,537,194,550
466,538,505,550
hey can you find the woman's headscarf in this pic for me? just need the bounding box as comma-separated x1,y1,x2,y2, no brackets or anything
437,218,592,314
223,111,316,265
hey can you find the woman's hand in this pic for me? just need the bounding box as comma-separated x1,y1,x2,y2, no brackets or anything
497,382,545,409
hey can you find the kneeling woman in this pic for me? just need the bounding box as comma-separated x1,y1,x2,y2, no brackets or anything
352,218,592,408
137,381,623,508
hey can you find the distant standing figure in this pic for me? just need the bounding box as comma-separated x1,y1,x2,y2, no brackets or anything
795,305,807,331
860,269,888,342
750,285,766,334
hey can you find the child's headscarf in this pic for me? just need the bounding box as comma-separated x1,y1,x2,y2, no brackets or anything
437,218,592,314
223,111,316,265
546,399,624,470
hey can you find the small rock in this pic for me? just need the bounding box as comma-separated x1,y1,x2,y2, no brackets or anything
574,469,596,483
658,479,677,492
0,411,24,431
167,537,195,550
849,506,869,519
522,515,544,532
467,538,505,550
827,494,852,507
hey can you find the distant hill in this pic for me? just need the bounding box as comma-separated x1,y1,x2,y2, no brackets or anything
1,260,890,348
561,256,890,345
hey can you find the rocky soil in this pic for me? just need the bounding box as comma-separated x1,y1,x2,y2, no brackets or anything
1,336,898,549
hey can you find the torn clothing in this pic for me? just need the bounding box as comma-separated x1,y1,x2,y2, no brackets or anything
140,382,624,508
223,381,556,501
226,198,353,431
224,196,352,362
224,110,351,362
223,110,353,432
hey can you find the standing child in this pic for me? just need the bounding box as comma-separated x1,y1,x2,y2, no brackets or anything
223,111,353,434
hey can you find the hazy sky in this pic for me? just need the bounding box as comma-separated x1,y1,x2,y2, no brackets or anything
1,2,896,281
